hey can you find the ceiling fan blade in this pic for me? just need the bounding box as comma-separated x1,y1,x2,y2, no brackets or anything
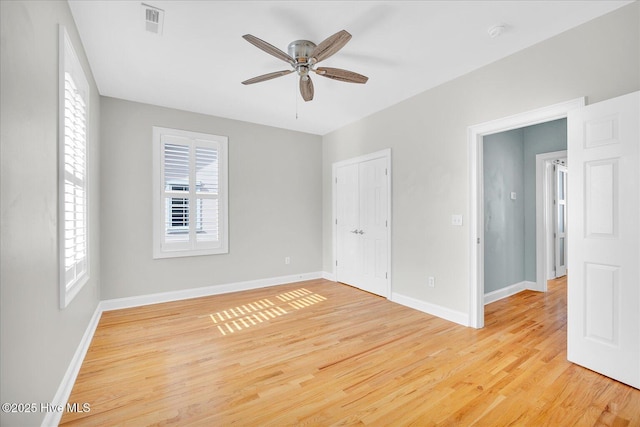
242,34,295,65
310,30,352,63
242,70,294,85
299,76,314,102
314,67,369,84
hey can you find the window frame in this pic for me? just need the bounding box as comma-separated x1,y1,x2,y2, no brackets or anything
58,25,90,309
152,126,229,259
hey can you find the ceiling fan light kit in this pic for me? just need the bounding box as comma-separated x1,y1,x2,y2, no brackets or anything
241,30,369,102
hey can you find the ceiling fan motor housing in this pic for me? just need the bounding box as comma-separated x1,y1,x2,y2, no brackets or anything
288,40,316,65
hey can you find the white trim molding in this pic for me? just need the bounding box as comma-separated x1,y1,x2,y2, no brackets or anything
535,150,567,292
484,281,536,305
322,271,336,282
468,97,585,329
391,292,469,327
42,305,102,427
101,272,324,311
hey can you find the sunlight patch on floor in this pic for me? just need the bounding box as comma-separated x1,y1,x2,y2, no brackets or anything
209,288,326,336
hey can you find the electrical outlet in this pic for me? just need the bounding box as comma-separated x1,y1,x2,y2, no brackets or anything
285,256,291,265
428,276,435,288
451,214,463,226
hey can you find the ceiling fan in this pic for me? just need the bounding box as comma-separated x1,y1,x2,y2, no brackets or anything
241,30,369,102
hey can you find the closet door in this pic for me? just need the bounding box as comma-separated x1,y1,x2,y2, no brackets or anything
359,157,389,296
336,163,362,288
336,154,389,297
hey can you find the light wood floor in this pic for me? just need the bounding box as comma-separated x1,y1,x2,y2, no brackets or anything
61,277,640,426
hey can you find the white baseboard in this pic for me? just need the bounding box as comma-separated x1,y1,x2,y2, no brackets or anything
42,304,102,427
100,271,324,311
322,271,336,281
484,281,535,305
391,292,469,327
44,271,324,426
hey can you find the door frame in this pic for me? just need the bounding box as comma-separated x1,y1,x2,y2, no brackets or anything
536,150,567,290
553,162,568,279
332,148,392,298
468,98,585,328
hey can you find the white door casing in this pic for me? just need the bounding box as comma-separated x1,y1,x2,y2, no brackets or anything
567,91,639,389
334,149,391,298
554,164,568,277
534,150,568,290
468,98,585,328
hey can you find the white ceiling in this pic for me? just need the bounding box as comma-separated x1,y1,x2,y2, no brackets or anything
68,1,631,135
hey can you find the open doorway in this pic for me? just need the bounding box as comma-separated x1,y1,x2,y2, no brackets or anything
553,160,567,279
468,98,585,328
482,121,566,304
536,152,568,291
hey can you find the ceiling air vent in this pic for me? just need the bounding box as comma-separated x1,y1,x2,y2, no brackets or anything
142,3,164,35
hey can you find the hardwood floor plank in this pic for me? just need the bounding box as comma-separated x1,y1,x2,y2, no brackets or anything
60,277,640,425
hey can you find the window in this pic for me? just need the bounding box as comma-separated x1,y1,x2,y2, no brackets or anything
153,127,228,258
58,26,90,308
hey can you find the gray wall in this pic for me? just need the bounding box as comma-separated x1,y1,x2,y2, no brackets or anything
0,1,101,425
1,2,638,424
483,129,525,293
322,2,639,314
100,98,322,299
523,119,567,282
482,119,567,293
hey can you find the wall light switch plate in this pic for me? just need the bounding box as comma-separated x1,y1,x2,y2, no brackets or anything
451,214,463,226
511,192,517,200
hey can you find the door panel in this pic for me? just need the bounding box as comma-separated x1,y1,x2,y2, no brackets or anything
585,160,618,237
360,158,389,296
584,263,619,345
336,163,361,287
336,155,389,297
567,91,639,389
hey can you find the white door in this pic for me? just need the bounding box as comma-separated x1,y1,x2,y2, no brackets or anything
336,155,390,297
336,163,361,288
554,164,568,277
358,158,389,296
567,91,639,389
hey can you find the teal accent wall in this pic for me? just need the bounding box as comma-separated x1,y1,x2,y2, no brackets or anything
523,119,567,282
483,119,567,293
483,129,525,293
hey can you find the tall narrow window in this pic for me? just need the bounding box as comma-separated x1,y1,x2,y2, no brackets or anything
153,127,228,258
59,26,90,308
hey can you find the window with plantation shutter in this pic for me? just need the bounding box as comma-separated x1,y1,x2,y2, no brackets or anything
58,26,90,308
153,127,228,258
